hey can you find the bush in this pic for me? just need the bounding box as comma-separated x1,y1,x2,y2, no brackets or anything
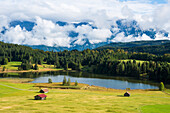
48,78,52,83
159,82,165,91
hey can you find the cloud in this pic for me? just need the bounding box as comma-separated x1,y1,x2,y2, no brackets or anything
0,0,156,21
121,5,134,19
0,0,169,47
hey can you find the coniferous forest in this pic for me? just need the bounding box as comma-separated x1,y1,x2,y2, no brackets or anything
0,41,170,84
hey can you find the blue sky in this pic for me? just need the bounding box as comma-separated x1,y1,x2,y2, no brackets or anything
119,0,168,4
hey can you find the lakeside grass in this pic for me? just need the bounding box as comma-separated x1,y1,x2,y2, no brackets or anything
0,78,170,113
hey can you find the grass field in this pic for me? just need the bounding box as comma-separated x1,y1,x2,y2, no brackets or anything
119,59,149,64
141,105,170,113
1,62,22,71
0,78,170,113
0,61,64,73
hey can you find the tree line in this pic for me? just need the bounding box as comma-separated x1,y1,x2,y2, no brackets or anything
0,41,169,83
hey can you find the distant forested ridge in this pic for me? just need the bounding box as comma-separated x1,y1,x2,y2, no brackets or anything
0,41,170,84
27,40,170,52
96,40,170,55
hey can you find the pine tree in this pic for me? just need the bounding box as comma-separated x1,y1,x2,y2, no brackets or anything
62,76,67,86
78,62,82,71
159,82,165,91
2,58,8,65
64,62,68,70
48,78,52,83
67,78,71,86
2,66,6,71
34,63,39,70
75,80,78,86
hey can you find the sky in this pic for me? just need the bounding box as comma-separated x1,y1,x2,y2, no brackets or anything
119,0,168,4
0,0,169,47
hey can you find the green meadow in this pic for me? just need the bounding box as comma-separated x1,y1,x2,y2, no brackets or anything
0,78,170,113
1,62,22,71
0,61,64,73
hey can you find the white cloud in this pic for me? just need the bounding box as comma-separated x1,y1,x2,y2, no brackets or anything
0,15,9,31
0,0,169,47
121,5,134,19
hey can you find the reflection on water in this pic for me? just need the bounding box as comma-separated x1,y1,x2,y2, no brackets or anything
0,71,159,89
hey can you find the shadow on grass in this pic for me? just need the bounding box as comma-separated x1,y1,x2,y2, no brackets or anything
12,65,20,67
28,99,35,100
117,95,131,97
117,95,124,97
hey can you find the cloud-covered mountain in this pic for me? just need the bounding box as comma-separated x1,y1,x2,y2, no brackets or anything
0,18,169,51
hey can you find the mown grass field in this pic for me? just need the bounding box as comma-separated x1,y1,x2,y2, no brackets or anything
0,78,170,113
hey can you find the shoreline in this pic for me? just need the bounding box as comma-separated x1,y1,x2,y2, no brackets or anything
0,78,159,91
0,70,164,89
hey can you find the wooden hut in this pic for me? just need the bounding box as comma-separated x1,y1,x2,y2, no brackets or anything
124,92,130,97
39,89,49,93
34,94,47,100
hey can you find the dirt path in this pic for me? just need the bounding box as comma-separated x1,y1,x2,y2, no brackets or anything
0,83,37,91
0,83,25,90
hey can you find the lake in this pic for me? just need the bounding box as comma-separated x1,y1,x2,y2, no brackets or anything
0,71,158,89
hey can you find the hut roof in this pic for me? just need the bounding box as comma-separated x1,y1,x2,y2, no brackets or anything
37,94,47,98
125,92,130,94
41,89,49,92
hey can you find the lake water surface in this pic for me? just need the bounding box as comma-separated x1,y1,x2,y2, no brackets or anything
0,71,158,89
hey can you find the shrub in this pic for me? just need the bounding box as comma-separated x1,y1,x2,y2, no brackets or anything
48,78,52,83
159,82,165,91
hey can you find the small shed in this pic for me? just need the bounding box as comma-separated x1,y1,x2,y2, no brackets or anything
124,92,130,97
39,89,49,93
34,94,47,100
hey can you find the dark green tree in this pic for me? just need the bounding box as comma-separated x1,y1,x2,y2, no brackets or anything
2,66,6,71
159,82,165,91
67,78,71,86
78,62,82,71
34,63,39,70
48,78,52,83
2,58,8,65
75,80,78,86
64,62,68,70
62,76,67,86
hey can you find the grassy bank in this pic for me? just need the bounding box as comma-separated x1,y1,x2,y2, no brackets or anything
0,78,170,113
